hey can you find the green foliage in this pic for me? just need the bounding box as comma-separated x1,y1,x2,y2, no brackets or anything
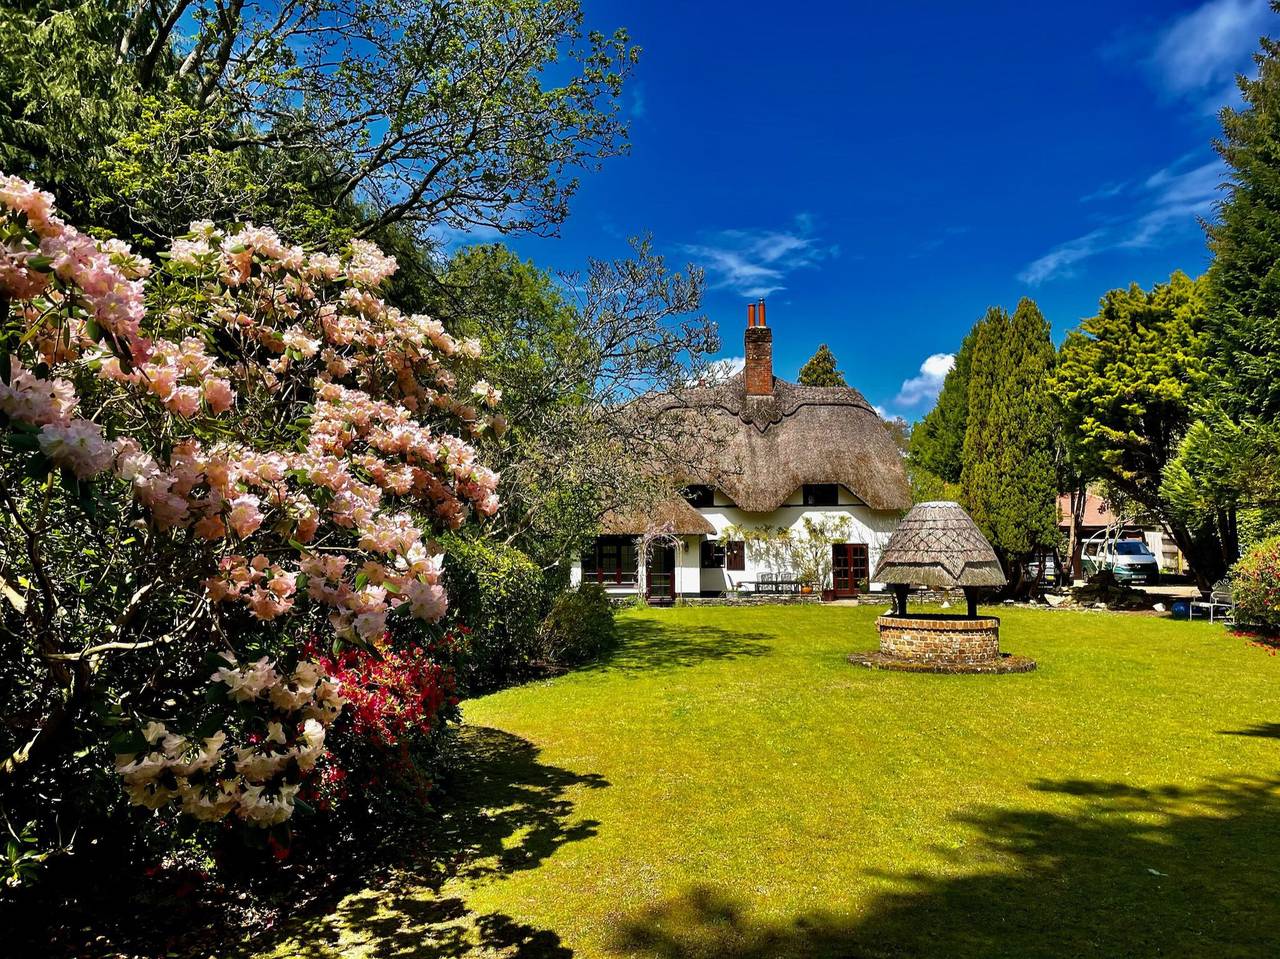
797,344,846,387
960,300,1059,565
538,584,617,665
441,533,553,691
1205,27,1280,425
1055,272,1206,506
435,239,716,568
1229,534,1280,631
909,329,974,484
1053,272,1233,584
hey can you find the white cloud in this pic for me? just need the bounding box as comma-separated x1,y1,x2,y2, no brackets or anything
683,217,835,297
699,355,745,383
893,353,955,408
1019,156,1224,285
1149,0,1270,100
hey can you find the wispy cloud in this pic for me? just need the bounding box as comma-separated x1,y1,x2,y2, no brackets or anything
629,83,647,120
1080,181,1129,203
893,353,955,408
1019,156,1223,285
909,226,971,259
427,221,505,251
1148,0,1269,104
683,217,835,297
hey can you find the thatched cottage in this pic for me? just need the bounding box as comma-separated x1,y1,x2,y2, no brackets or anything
569,303,912,602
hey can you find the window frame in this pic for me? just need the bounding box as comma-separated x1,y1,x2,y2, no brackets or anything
683,484,715,508
802,483,839,506
700,540,726,569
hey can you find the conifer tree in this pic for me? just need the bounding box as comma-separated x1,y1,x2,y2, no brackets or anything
797,344,847,386
960,299,1059,574
908,327,975,483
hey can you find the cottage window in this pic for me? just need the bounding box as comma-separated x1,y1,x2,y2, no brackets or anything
582,536,637,586
683,485,715,508
700,541,726,568
725,540,745,571
802,483,839,506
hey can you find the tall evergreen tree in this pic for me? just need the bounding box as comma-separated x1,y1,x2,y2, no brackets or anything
797,344,847,386
1168,12,1280,573
960,300,1059,574
1205,14,1280,424
908,327,975,483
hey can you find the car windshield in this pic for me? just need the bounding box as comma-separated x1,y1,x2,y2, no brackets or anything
1114,541,1152,556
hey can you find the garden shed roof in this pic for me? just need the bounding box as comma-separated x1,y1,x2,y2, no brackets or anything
873,500,1007,588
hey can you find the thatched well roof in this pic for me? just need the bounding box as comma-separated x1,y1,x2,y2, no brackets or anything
873,501,1006,588
662,373,912,513
600,497,715,536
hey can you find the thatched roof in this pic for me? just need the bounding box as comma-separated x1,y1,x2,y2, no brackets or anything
873,501,1006,588
600,497,715,536
662,373,911,513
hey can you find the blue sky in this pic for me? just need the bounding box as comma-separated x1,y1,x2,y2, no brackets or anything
455,0,1274,420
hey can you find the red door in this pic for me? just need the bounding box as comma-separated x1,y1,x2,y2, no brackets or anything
832,543,869,596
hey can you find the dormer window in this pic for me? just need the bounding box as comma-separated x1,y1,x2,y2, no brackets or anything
684,485,715,508
802,484,839,506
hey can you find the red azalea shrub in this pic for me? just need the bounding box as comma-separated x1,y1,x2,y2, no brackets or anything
1230,535,1280,633
312,633,462,799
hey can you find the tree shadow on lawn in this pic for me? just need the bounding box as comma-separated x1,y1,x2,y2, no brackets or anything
615,773,1280,958
1220,722,1280,739
243,726,605,959
595,619,773,673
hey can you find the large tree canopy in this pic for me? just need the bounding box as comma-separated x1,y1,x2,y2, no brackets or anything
436,240,719,567
1,0,637,245
1053,272,1235,585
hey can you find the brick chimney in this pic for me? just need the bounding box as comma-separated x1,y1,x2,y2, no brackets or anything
744,299,773,396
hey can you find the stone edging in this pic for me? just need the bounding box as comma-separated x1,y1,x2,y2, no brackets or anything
848,651,1038,674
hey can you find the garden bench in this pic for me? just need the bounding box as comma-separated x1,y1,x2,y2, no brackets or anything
1189,579,1235,624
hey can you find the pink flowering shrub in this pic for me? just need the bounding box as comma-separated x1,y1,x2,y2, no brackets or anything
0,174,499,836
1230,535,1280,632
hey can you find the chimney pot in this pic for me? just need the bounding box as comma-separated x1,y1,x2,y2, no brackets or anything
744,300,774,396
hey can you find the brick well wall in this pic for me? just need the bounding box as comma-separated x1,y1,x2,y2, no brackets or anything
875,615,1001,665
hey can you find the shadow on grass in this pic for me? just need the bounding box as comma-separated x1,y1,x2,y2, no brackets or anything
243,726,605,958
615,773,1280,958
595,619,773,672
1220,722,1280,739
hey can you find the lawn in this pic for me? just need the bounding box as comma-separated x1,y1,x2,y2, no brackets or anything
251,604,1279,958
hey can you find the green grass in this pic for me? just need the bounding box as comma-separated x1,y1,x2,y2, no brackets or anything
251,605,1280,958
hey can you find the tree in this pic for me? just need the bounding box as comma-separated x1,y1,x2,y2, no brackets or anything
1053,272,1230,585
1163,13,1280,574
880,415,910,455
960,300,1059,576
1,0,638,248
797,344,846,386
908,327,975,484
436,240,720,568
